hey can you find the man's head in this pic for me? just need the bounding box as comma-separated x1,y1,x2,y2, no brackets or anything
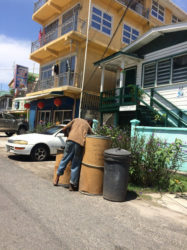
85,118,93,127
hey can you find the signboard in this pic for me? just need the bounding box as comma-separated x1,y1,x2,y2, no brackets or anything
119,105,136,111
14,65,28,89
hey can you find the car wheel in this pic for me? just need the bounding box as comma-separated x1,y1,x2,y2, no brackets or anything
17,127,26,135
5,132,14,137
30,145,49,161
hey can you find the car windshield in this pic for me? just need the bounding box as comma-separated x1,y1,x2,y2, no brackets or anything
41,126,63,135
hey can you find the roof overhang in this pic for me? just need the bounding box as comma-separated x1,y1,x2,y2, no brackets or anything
94,51,143,71
7,110,27,114
24,91,64,101
122,22,187,54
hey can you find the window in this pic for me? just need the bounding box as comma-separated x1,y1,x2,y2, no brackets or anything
143,62,156,88
44,20,59,45
41,64,53,81
61,4,80,35
151,0,165,22
53,110,72,124
38,110,51,125
143,54,187,88
91,6,112,36
122,24,139,44
172,54,187,83
157,59,171,86
59,56,76,86
172,15,181,24
40,64,53,89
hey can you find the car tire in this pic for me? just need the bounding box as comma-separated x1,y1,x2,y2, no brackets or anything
5,132,14,137
17,127,27,135
30,144,49,161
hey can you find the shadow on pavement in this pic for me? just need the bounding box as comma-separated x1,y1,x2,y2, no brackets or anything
126,190,138,202
8,155,55,162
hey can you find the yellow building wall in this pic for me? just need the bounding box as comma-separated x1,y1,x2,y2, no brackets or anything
31,0,187,96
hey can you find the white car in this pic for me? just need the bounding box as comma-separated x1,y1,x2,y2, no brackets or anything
6,125,67,161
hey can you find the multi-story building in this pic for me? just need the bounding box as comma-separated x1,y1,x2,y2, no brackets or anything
26,0,187,130
0,91,13,112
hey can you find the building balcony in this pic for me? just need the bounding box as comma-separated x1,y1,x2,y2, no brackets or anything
34,0,48,13
33,0,74,25
116,0,149,19
28,72,82,94
30,18,86,63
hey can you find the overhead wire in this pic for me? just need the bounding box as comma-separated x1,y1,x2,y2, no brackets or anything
83,0,134,89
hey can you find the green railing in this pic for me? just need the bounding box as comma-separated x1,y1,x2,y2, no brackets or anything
100,86,187,127
100,85,138,112
139,89,187,128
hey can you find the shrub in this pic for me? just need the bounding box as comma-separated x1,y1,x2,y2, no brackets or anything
96,125,183,191
130,135,183,190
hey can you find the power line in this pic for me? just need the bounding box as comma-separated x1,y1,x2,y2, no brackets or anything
84,0,134,89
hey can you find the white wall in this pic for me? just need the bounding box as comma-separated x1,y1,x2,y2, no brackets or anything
136,41,187,111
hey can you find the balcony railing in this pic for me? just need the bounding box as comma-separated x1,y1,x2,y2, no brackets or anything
116,0,149,19
28,72,81,93
34,0,48,13
100,85,138,111
31,18,87,53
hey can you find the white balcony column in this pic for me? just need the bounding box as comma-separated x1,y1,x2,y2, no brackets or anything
119,60,125,88
100,66,105,93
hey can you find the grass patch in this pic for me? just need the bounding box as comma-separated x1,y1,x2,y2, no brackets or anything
128,183,159,194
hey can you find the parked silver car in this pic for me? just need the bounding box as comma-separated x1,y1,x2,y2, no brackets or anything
0,112,29,136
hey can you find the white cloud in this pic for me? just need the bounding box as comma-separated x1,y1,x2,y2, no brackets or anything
0,35,39,89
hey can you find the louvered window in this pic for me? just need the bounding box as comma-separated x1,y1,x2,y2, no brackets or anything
172,54,187,83
143,63,156,88
157,59,171,85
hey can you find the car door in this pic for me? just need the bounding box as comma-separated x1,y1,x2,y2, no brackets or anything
51,130,66,154
2,113,11,131
4,113,16,131
0,113,5,131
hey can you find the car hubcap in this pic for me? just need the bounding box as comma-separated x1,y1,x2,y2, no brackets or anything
35,148,46,161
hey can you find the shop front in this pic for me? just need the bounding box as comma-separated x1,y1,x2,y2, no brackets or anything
28,96,80,131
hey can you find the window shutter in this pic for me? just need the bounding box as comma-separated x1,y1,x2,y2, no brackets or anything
172,54,187,83
143,63,156,88
157,59,171,85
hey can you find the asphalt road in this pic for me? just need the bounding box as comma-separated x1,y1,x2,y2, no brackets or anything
0,148,187,250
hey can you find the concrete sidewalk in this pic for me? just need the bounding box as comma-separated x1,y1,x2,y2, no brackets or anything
147,193,187,216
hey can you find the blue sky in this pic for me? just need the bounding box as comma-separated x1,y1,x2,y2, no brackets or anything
0,0,187,90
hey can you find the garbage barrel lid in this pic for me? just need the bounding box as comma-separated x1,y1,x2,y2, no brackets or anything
104,148,131,160
86,134,111,140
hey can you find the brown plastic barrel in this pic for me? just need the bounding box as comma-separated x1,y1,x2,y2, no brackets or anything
79,135,111,195
53,149,71,188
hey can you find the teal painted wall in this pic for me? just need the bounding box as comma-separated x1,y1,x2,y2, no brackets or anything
131,120,187,172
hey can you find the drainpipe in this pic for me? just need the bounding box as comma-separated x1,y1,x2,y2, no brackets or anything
100,66,105,93
119,60,125,88
78,0,92,118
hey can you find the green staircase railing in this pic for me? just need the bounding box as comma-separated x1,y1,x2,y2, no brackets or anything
100,86,187,128
138,89,187,128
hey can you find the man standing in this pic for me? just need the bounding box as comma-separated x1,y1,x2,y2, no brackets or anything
54,118,93,191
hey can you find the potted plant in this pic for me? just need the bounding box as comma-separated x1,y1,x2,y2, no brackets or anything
126,84,145,104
